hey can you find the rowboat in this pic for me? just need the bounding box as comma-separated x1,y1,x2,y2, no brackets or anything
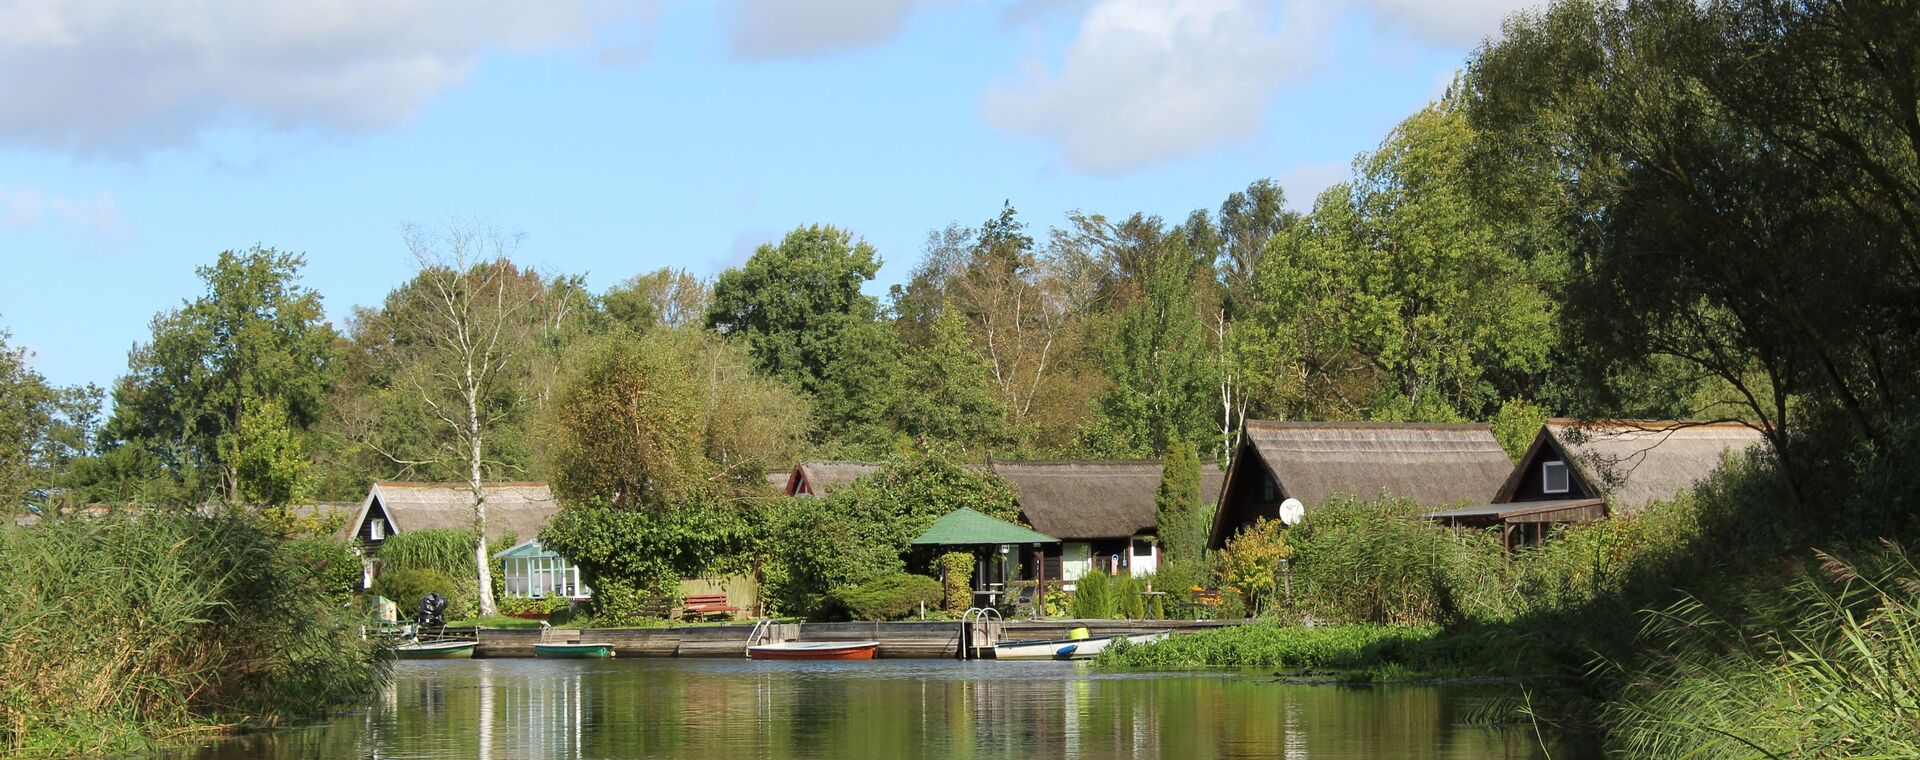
747,641,880,660
534,642,616,658
395,639,476,659
993,630,1171,661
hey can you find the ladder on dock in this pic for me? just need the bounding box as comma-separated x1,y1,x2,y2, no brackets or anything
958,607,1001,660
743,619,773,657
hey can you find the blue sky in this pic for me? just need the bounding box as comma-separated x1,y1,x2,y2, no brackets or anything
0,0,1539,390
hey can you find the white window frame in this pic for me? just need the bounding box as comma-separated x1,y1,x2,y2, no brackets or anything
1542,461,1570,494
370,518,386,540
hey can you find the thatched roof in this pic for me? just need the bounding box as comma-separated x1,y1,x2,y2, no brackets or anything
1212,422,1514,547
1498,420,1766,514
346,482,560,543
786,461,883,496
993,460,1225,541
765,469,792,492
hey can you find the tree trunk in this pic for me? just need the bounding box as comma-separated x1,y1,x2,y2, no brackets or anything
469,389,497,618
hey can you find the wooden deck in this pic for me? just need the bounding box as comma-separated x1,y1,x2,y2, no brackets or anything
468,619,1243,659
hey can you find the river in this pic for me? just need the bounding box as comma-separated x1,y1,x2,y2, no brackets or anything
176,659,1598,759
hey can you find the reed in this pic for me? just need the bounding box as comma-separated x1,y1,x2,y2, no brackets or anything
0,512,387,757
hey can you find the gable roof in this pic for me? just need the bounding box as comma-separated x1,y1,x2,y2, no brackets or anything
912,507,1059,546
1212,421,1514,546
1498,420,1766,514
346,481,560,543
992,460,1225,541
786,461,883,496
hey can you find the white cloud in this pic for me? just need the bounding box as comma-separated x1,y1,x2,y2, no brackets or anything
0,183,120,233
726,0,944,59
1348,0,1543,48
0,1,651,156
983,0,1323,174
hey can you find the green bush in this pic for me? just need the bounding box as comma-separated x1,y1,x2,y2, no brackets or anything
1071,570,1115,618
497,596,570,617
1094,622,1446,674
0,514,387,757
832,573,944,620
372,568,467,620
938,553,973,614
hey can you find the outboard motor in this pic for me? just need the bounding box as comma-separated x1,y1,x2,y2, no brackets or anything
416,592,449,632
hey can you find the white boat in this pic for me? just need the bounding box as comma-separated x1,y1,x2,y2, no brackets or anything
993,630,1170,661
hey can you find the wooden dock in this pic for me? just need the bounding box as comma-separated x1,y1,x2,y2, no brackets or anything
468,619,1241,659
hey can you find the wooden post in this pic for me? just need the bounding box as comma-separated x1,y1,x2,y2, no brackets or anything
1035,544,1046,620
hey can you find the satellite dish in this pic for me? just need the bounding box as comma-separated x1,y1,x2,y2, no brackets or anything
1278,498,1306,526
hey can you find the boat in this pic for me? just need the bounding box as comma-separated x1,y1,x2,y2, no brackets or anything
395,639,476,659
993,630,1171,661
534,642,616,658
747,641,880,660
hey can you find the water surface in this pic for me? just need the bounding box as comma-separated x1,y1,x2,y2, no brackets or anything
180,659,1595,759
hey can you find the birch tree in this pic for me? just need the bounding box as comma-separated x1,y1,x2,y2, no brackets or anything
399,222,540,618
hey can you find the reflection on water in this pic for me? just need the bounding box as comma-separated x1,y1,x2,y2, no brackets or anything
179,659,1596,759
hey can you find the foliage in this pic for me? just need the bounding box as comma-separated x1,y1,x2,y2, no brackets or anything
891,308,1011,449
0,330,99,510
1490,398,1547,462
1153,440,1207,566
1095,622,1454,676
497,596,570,617
1078,224,1218,457
1070,569,1115,619
541,501,762,621
101,248,337,504
831,573,944,621
602,267,707,334
1282,498,1464,626
372,568,467,620
766,448,1020,618
706,224,882,397
1220,518,1293,617
0,514,385,757
546,330,707,508
938,552,974,615
1607,543,1920,758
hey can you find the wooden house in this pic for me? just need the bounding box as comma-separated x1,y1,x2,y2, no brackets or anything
1429,420,1767,547
343,481,565,590
993,460,1224,584
1207,422,1516,549
779,461,883,497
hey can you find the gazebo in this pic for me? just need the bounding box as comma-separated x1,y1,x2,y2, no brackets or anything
912,508,1059,613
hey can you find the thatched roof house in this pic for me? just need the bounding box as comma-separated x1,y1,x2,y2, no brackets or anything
1496,420,1767,514
344,481,560,552
1208,422,1515,548
782,461,884,496
992,460,1224,541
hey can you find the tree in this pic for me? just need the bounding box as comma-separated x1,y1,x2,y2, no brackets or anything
0,331,100,510
1215,179,1297,319
395,222,544,618
603,268,708,334
1467,0,1920,510
1153,440,1208,565
1243,102,1558,423
892,308,1011,449
706,225,882,395
102,248,337,504
1078,226,1218,457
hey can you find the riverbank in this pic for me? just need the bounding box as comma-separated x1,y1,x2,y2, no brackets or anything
459,618,1241,658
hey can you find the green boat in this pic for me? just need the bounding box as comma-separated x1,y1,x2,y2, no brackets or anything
396,640,477,659
534,642,615,659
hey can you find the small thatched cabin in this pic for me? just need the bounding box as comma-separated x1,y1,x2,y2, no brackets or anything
344,481,560,552
1207,422,1516,549
1429,420,1768,547
780,461,884,497
994,460,1224,582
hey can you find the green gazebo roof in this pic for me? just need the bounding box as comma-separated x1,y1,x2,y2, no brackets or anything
912,508,1058,547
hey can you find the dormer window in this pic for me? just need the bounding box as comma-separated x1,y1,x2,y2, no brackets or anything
1542,461,1570,494
1262,476,1277,502
370,518,387,540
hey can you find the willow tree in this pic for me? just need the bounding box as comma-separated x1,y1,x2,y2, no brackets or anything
398,222,541,618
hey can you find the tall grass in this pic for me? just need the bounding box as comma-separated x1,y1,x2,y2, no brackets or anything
0,513,387,757
1606,542,1920,758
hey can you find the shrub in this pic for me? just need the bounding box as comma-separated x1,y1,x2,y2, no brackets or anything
377,528,485,616
1220,519,1292,616
1094,622,1445,673
0,514,386,757
1071,570,1115,618
372,568,467,621
938,553,973,614
832,573,944,620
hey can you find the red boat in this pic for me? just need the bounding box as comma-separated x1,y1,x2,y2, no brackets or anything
747,641,880,660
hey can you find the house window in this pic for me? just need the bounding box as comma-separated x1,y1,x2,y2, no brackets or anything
1262,476,1277,502
1132,538,1153,557
370,518,386,540
1542,461,1570,494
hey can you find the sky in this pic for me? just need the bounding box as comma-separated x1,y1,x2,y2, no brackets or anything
0,0,1544,391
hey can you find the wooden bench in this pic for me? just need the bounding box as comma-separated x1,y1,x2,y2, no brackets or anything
682,593,738,621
